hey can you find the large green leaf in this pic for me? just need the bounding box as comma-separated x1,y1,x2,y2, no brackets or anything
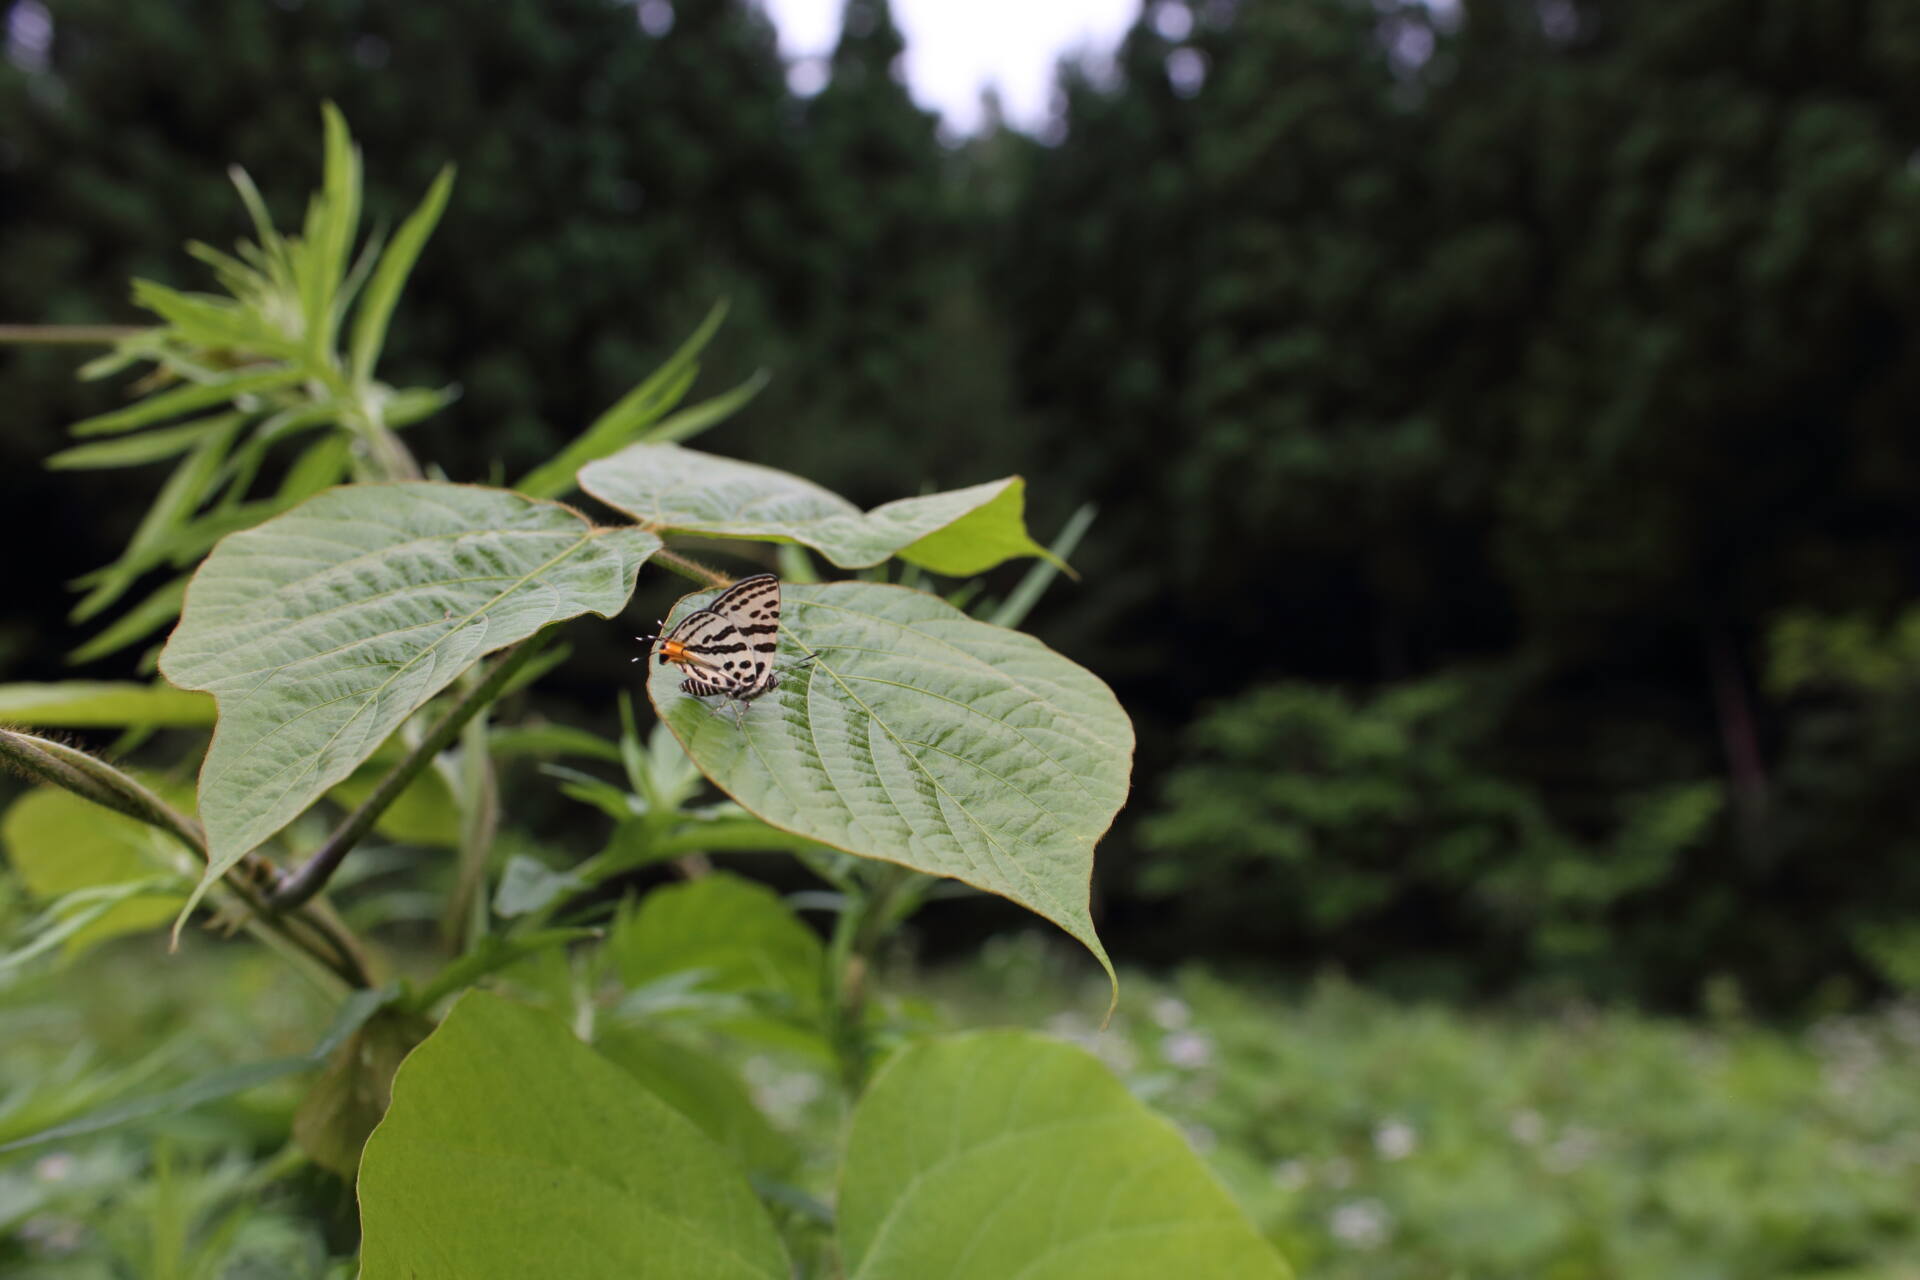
592,1027,797,1177
610,873,823,1006
158,483,656,912
609,873,825,1053
839,1032,1291,1280
0,681,214,727
1,786,189,955
580,443,1057,574
358,990,788,1279
293,1006,432,1179
648,582,1128,1001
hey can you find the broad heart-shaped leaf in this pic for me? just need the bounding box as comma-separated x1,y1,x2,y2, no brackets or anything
293,1006,432,1179
839,1032,1292,1280
648,582,1129,1003
592,1027,798,1177
159,483,656,913
580,442,1058,574
358,990,788,1280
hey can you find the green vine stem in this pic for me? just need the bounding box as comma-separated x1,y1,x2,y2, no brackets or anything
821,861,926,1095
268,635,548,912
0,727,372,989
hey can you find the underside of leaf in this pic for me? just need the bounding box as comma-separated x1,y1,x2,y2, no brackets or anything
159,483,657,923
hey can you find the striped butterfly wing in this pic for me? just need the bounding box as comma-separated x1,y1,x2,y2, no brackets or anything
666,573,781,700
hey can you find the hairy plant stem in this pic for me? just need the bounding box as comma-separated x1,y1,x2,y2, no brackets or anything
0,727,372,989
269,636,548,912
651,547,731,588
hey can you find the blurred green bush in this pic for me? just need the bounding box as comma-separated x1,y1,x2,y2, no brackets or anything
1141,677,1723,997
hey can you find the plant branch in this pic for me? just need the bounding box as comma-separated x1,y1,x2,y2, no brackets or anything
820,862,924,1096
269,636,548,911
0,727,373,988
0,324,146,345
651,547,731,588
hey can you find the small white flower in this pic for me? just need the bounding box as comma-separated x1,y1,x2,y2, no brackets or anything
1328,1198,1392,1250
742,1055,822,1126
1887,1000,1920,1048
1508,1109,1546,1145
32,1153,73,1182
18,1215,84,1254
1373,1119,1417,1161
1045,1011,1099,1048
1545,1126,1601,1173
1150,996,1192,1030
1161,1029,1214,1069
1269,1158,1311,1191
1093,1035,1139,1075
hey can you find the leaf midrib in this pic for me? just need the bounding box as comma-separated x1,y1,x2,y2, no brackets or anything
199,527,604,829
784,597,1106,811
797,647,1072,935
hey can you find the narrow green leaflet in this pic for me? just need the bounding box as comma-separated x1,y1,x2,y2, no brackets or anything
348,164,455,381
67,574,192,664
159,483,657,918
65,367,303,437
839,1032,1292,1280
649,582,1129,1002
581,443,1059,574
358,991,789,1279
492,854,587,916
0,681,214,727
44,416,236,470
0,986,391,1154
517,301,733,500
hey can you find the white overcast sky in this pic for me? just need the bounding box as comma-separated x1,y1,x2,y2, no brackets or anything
759,0,1140,133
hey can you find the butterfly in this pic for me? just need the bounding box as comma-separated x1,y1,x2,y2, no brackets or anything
635,573,812,724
